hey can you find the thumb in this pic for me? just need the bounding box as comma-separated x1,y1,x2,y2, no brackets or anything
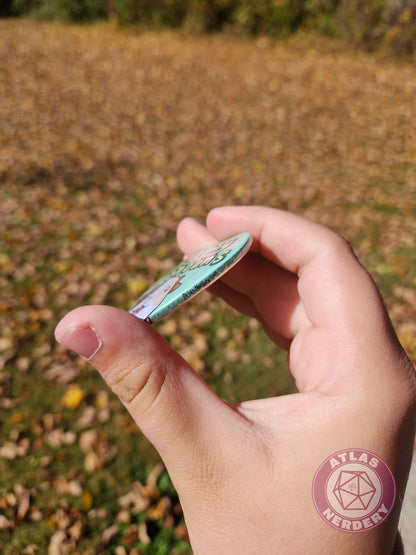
55,305,246,482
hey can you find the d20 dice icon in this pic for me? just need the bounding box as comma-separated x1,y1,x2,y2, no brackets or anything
333,470,376,510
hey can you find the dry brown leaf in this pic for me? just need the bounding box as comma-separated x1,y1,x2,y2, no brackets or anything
146,462,165,490
118,482,150,514
0,440,30,459
48,530,71,555
79,429,98,453
0,515,12,530
77,406,97,429
44,429,65,449
68,520,82,541
84,451,99,473
15,489,30,523
147,496,172,521
138,521,151,544
100,524,119,548
21,546,38,555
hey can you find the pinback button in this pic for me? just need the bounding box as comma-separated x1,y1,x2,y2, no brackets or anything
129,232,252,323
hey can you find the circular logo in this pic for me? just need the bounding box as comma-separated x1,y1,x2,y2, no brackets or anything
312,449,396,532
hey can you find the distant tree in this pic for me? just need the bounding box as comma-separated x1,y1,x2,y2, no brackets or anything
0,0,14,15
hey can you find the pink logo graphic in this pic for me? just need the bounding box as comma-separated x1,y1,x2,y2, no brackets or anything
312,449,396,532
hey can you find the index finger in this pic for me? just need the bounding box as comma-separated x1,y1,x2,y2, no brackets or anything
206,206,382,332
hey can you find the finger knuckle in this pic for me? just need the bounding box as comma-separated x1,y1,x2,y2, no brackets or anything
325,231,354,257
107,354,168,411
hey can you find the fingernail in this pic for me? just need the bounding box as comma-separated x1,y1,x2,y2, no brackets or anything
58,326,102,360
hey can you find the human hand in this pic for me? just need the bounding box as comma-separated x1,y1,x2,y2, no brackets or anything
55,206,416,553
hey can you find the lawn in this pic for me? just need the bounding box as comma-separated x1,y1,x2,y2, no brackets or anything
0,19,415,553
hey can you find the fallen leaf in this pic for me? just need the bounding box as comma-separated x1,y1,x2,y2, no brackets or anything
84,451,99,473
62,385,85,409
48,530,71,555
79,429,97,453
118,482,150,514
77,406,97,429
15,489,30,523
146,462,165,489
0,515,12,530
100,524,119,548
82,489,93,511
0,440,30,459
147,496,171,521
138,521,151,544
68,520,82,541
45,429,65,449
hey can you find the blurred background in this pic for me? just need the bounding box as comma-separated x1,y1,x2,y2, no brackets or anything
1,1,416,553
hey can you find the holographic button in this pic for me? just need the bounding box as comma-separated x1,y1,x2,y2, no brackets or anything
129,232,252,323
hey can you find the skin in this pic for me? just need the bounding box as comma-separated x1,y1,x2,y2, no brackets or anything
55,206,416,554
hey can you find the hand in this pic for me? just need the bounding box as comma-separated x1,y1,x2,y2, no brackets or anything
55,206,416,553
